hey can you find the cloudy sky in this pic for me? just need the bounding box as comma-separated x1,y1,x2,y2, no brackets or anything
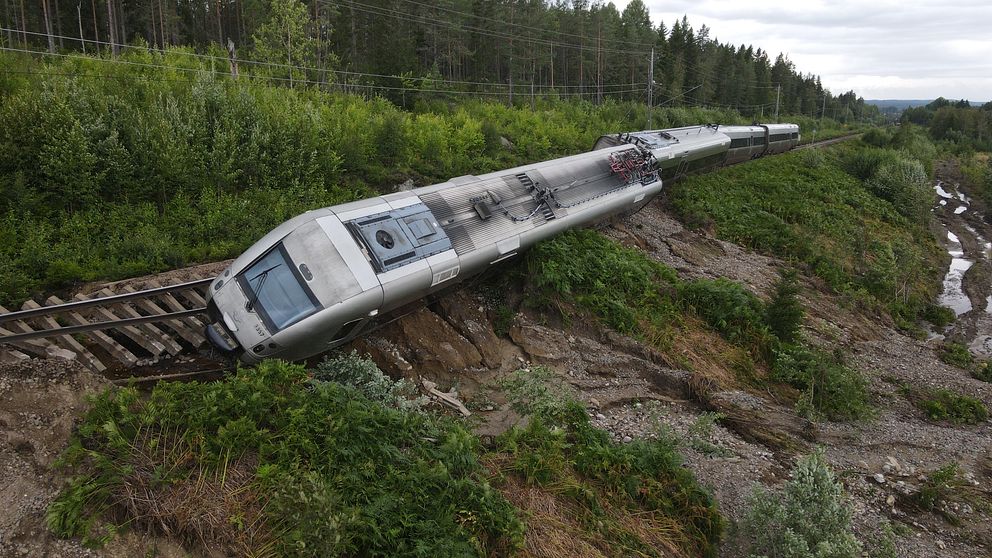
613,0,992,101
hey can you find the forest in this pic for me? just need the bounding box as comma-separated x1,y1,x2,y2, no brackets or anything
3,0,881,121
903,97,992,152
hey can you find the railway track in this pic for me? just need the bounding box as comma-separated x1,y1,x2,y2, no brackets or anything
0,276,217,373
0,132,865,378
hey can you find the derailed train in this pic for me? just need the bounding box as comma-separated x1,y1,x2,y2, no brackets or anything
205,122,800,363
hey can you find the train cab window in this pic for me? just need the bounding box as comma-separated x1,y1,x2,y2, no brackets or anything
237,244,321,332
729,137,750,149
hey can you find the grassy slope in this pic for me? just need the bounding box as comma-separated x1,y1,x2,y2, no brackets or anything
668,140,945,326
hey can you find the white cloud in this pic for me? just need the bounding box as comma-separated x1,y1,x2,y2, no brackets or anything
611,0,992,100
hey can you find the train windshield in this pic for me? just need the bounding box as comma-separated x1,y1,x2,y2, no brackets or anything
238,244,320,332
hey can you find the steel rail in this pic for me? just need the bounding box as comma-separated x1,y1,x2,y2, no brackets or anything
0,308,208,343
0,278,213,324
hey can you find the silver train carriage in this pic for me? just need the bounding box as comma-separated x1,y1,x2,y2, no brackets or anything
205,122,800,363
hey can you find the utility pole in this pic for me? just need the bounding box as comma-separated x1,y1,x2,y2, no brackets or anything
820,94,827,125
647,47,654,129
774,84,780,122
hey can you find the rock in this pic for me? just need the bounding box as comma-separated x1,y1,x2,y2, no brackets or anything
395,178,415,192
509,324,570,360
595,413,607,421
588,397,601,408
438,293,505,368
936,540,946,550
886,495,896,506
621,436,632,443
885,455,902,474
499,136,514,150
352,307,483,376
873,473,886,484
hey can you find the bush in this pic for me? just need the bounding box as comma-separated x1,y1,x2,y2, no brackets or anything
915,463,966,512
939,342,974,369
860,128,892,148
742,450,862,558
49,359,524,555
766,269,805,343
678,278,771,350
497,401,724,557
772,346,871,421
972,361,992,383
920,389,988,424
923,304,956,328
312,351,427,411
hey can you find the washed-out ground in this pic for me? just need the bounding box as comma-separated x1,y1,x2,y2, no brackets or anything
3,173,992,556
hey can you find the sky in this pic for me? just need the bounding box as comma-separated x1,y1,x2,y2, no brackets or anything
612,0,992,101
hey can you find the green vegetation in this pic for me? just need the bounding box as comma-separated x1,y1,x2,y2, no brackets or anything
526,230,871,421
0,48,857,307
49,358,523,554
771,346,871,421
939,342,974,369
495,369,723,557
49,355,722,556
742,450,862,558
915,463,966,512
972,361,992,383
903,98,992,152
14,0,881,126
919,389,989,424
670,129,945,327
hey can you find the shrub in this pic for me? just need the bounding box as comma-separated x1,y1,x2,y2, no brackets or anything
972,361,992,383
49,359,524,555
840,147,897,181
860,128,891,148
742,450,862,558
772,346,871,421
923,304,956,328
939,342,974,369
497,401,724,557
312,351,427,411
766,269,805,343
678,278,771,350
915,463,966,511
920,389,988,424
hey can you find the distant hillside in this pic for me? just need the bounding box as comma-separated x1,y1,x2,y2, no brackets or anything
867,99,988,110
866,100,935,110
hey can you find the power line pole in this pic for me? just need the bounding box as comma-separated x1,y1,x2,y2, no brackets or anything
820,94,827,125
647,47,654,129
773,84,780,122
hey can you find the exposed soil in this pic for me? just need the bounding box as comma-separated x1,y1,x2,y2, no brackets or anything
4,167,992,556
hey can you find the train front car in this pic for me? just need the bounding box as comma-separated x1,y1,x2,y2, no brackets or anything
205,141,663,364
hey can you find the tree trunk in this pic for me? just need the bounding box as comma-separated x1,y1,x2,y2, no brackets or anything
2,0,13,47
76,1,85,51
215,0,222,44
18,0,27,46
42,0,56,53
53,0,63,48
158,0,165,47
115,0,124,45
105,0,117,55
90,0,98,53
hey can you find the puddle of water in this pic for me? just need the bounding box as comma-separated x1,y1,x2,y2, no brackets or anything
938,230,974,316
935,182,955,199
955,205,967,214
939,200,948,206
